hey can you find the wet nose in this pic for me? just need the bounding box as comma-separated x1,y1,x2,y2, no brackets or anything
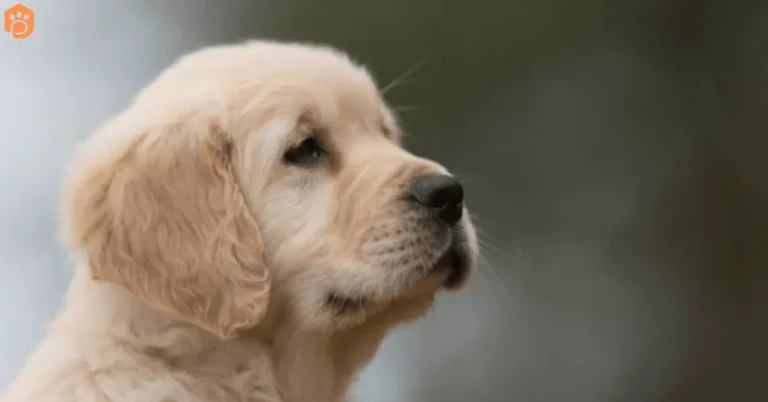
408,174,464,225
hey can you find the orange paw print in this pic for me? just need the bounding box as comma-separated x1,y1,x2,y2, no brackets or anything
4,4,35,39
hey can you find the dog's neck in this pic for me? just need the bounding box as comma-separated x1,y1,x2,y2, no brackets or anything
56,265,434,402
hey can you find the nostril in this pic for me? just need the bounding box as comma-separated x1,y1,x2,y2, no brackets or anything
438,199,463,224
408,174,464,224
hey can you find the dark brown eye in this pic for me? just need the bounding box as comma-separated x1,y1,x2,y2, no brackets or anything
283,137,327,166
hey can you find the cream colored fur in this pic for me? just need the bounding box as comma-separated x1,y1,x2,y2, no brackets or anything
1,40,477,402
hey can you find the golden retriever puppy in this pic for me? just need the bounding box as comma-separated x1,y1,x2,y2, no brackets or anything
1,40,478,402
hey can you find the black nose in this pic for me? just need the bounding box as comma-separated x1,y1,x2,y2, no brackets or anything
408,174,464,224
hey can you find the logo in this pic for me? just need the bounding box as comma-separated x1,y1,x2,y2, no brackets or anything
4,3,34,39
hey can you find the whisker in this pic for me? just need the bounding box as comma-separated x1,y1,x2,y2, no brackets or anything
391,105,421,113
478,236,528,265
476,252,514,302
469,212,495,225
449,170,489,187
469,213,530,266
381,56,428,95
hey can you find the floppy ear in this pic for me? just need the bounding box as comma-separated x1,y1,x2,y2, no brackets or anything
63,117,270,339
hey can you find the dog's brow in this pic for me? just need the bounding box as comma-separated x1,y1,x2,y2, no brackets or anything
295,116,330,144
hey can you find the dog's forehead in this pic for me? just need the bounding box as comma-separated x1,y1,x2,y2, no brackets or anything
137,41,397,139
206,44,378,106
247,45,387,126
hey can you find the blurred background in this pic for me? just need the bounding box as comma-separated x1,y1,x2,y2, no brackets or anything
1,0,766,401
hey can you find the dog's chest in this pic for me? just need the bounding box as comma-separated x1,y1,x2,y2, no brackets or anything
119,337,348,402
111,341,285,402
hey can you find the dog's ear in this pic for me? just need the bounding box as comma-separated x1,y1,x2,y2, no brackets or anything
62,116,270,339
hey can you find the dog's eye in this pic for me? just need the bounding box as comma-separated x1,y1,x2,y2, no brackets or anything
283,137,327,166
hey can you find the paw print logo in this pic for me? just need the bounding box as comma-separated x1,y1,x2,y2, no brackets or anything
4,3,34,39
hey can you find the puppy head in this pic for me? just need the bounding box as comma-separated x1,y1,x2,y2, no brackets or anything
62,40,478,336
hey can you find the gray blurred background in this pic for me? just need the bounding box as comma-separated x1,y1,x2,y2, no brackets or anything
1,1,766,401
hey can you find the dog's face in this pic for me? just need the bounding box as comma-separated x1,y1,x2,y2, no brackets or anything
63,41,478,337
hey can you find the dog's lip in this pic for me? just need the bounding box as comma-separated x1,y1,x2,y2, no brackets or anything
326,240,471,314
432,244,469,289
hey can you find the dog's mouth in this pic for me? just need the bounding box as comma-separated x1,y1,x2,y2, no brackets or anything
325,242,470,315
433,244,470,289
